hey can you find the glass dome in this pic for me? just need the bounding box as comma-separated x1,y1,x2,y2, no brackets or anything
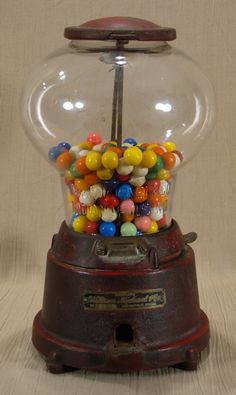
21,17,216,237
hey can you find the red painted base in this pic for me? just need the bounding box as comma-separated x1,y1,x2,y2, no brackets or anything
32,220,210,373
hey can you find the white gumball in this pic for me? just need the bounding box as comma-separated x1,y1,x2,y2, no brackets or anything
79,191,95,206
90,183,105,200
69,145,82,159
159,180,170,195
101,208,117,222
78,149,89,158
132,166,148,177
173,153,181,168
150,206,164,221
129,176,146,187
92,144,102,152
122,142,132,149
116,158,134,175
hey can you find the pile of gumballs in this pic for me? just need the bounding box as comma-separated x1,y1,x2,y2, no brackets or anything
48,133,183,236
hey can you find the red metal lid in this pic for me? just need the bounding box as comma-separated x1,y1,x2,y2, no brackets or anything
64,16,176,42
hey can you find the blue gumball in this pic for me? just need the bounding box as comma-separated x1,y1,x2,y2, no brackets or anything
99,221,116,237
70,212,79,226
135,201,151,216
48,146,62,161
102,177,119,191
123,137,137,146
58,141,71,150
136,230,143,236
115,183,133,200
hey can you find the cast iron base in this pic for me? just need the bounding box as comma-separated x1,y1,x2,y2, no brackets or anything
32,220,209,373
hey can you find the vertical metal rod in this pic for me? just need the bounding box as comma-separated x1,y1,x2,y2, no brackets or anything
111,68,119,141
117,66,124,147
110,47,124,146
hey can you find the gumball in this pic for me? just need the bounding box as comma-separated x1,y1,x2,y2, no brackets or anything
58,141,71,151
173,150,184,162
120,199,135,214
99,193,119,208
87,132,102,145
79,190,95,206
69,145,82,159
122,142,132,149
78,149,90,158
132,166,148,177
97,167,114,180
145,180,160,194
134,216,152,232
84,221,99,234
145,171,158,180
101,143,115,154
162,141,176,152
157,214,167,229
149,155,164,173
108,141,118,146
129,176,146,187
72,215,87,232
64,170,74,185
108,147,123,157
72,200,87,215
152,145,166,156
136,230,143,236
86,204,101,221
157,169,171,180
74,179,89,191
79,141,93,150
115,183,133,200
85,151,102,171
67,192,76,203
135,201,151,216
75,157,91,175
70,184,80,198
162,152,176,170
99,221,116,237
150,206,164,221
123,147,143,166
70,212,79,226
92,144,103,152
90,183,105,200
147,220,158,234
141,150,157,168
101,208,118,222
56,151,74,171
116,158,134,175
159,180,170,195
48,146,64,161
123,137,137,146
120,222,137,237
172,153,181,168
133,186,148,203
70,162,81,178
115,173,131,182
148,193,160,207
121,213,135,222
102,151,119,169
84,172,100,186
102,177,119,191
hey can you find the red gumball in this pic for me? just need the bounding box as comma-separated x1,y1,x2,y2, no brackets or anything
145,180,161,194
115,173,131,182
99,193,119,208
84,221,99,234
157,214,167,229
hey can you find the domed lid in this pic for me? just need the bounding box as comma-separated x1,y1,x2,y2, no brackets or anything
64,16,176,41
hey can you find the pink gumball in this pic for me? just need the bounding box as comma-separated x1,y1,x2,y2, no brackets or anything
120,199,135,214
87,132,102,145
135,216,152,232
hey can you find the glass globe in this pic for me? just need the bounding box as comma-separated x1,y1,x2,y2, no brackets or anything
21,17,216,236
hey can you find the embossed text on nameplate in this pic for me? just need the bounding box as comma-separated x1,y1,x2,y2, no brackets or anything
83,289,166,311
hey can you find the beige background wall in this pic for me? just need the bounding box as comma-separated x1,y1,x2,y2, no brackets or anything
0,1,235,394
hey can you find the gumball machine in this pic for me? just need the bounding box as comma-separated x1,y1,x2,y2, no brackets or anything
22,17,216,373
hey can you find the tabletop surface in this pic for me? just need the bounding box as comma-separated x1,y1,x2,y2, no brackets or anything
0,1,236,394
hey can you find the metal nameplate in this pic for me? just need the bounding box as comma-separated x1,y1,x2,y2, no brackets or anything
83,289,166,311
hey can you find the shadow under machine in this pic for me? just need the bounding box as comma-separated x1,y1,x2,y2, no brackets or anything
21,17,216,373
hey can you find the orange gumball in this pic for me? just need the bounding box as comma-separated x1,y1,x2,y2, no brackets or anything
148,193,161,207
75,157,91,175
108,146,123,157
56,151,74,171
133,186,148,203
162,152,176,170
74,179,89,191
121,213,135,222
151,146,166,156
84,172,100,185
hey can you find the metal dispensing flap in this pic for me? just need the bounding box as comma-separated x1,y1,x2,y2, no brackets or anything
64,16,176,41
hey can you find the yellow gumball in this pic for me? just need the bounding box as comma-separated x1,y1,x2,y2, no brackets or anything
157,169,170,180
141,150,157,168
102,151,119,169
97,167,114,180
72,215,87,232
123,147,143,166
147,220,159,234
85,151,102,171
86,205,101,222
162,141,176,152
79,141,93,150
67,192,76,203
